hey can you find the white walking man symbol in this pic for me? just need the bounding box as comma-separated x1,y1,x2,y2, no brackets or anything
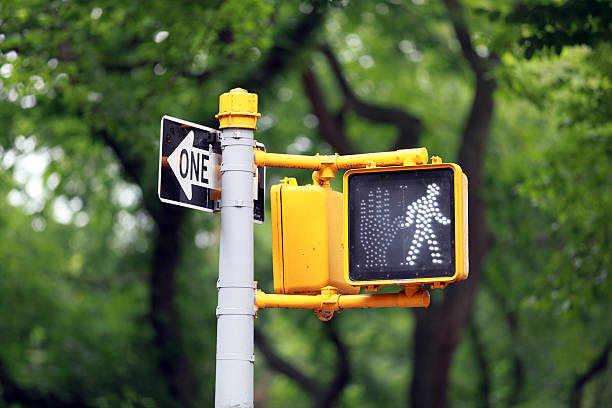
358,182,450,269
404,182,450,266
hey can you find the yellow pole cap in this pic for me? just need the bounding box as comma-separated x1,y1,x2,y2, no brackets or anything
215,88,261,129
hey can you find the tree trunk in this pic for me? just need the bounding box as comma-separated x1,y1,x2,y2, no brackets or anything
569,341,611,408
409,12,497,402
150,204,200,406
410,79,495,407
468,317,491,408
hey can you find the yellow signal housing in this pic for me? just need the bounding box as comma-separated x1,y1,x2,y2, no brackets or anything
271,178,359,295
343,163,468,287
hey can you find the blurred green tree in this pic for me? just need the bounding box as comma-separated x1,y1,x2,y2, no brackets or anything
0,1,610,408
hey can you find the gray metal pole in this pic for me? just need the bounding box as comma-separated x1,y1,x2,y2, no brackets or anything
215,126,255,408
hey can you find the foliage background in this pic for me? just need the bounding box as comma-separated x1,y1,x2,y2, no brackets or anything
0,1,610,407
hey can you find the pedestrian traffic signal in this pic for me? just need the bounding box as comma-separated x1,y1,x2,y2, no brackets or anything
344,164,468,286
270,177,360,295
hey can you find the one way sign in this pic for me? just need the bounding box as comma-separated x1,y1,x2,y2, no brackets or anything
158,115,265,223
167,129,220,200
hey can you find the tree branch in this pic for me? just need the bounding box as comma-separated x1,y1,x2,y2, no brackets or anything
0,361,90,408
442,0,492,76
255,320,351,408
241,11,325,93
96,129,145,188
302,66,354,155
570,340,611,408
320,46,422,149
315,321,351,408
255,327,319,396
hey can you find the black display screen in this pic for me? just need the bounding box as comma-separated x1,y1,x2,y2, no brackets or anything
347,168,455,282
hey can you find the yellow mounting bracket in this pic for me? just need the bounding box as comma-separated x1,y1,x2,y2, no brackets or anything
255,284,430,321
254,148,428,187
